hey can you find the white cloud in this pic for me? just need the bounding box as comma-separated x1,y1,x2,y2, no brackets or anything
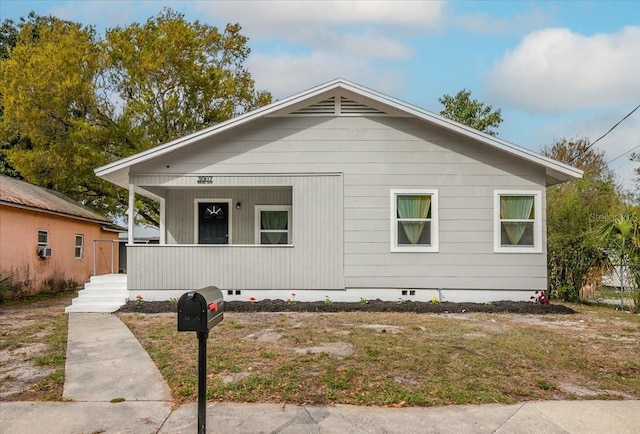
194,0,441,60
535,109,639,190
246,51,404,99
330,33,414,60
49,0,200,30
193,0,436,101
591,113,639,191
50,0,138,29
486,26,640,113
453,6,550,36
197,0,444,31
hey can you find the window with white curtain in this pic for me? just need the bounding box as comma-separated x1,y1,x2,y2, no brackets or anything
390,189,439,252
494,190,542,253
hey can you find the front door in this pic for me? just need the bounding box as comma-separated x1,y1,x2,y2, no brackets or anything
198,202,229,244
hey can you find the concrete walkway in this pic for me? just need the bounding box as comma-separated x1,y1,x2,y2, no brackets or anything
63,313,172,402
1,313,639,434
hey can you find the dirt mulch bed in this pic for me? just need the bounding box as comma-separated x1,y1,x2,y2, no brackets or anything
117,299,575,314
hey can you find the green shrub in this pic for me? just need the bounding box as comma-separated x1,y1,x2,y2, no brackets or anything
551,284,579,302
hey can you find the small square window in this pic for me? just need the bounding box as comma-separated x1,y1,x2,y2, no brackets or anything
37,230,48,246
75,234,84,259
255,206,292,245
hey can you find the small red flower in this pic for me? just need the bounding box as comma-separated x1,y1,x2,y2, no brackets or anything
249,297,257,302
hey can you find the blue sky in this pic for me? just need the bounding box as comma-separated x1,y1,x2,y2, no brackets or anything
2,0,639,188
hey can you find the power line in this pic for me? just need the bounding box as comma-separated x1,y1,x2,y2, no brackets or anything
607,143,640,164
568,103,640,164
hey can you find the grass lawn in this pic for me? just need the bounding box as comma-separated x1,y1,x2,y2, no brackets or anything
119,305,640,406
0,292,72,401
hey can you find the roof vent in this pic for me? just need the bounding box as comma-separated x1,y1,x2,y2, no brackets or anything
291,97,337,115
339,97,386,115
290,96,387,116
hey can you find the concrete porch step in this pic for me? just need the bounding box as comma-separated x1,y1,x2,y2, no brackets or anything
65,274,128,313
85,274,127,283
65,302,126,313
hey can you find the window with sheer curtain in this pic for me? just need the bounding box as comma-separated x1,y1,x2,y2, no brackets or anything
390,189,438,252
255,205,291,245
494,191,541,253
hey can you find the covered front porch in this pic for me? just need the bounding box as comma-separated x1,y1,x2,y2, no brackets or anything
123,174,345,300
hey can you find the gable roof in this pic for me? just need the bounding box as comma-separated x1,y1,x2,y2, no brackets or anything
95,78,583,187
0,174,115,225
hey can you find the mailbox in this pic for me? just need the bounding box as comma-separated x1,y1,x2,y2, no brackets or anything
177,286,224,332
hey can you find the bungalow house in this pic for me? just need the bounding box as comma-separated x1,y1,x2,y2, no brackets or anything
0,174,122,298
94,79,582,304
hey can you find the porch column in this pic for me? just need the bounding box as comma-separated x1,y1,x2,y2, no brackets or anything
128,183,135,245
159,197,166,245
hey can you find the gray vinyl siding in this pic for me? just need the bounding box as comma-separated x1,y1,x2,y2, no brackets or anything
131,116,547,292
128,174,344,291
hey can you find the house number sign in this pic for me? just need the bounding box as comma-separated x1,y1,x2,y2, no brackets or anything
197,176,214,184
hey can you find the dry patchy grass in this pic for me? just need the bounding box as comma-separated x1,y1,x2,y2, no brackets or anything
119,305,640,407
0,292,72,401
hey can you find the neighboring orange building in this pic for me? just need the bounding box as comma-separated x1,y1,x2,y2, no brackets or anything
0,174,122,297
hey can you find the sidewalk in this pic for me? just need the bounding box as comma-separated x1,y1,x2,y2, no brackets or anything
2,399,639,434
1,313,639,433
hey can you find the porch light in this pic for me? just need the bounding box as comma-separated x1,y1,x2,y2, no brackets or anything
236,202,242,210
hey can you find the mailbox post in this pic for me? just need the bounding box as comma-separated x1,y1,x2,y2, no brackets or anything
178,287,224,434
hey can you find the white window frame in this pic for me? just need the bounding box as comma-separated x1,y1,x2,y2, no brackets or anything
390,189,439,253
37,230,48,246
255,205,292,245
494,190,542,253
74,234,84,259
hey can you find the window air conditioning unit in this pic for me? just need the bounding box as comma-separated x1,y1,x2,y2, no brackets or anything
37,246,53,258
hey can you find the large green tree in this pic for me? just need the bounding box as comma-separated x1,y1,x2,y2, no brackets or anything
0,17,106,197
0,9,271,224
542,138,622,300
438,89,503,136
0,12,49,177
105,9,271,153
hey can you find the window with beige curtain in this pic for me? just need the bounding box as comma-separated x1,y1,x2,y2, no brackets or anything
499,195,535,246
396,194,432,247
